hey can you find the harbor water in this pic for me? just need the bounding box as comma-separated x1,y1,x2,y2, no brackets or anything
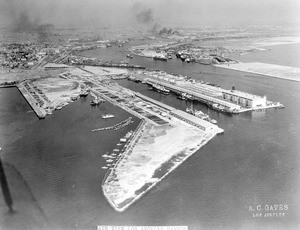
1,43,300,229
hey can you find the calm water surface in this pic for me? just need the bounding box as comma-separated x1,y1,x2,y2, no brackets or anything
0,43,300,229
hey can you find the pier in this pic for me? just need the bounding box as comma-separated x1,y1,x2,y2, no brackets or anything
17,83,46,119
145,76,283,113
99,80,224,212
92,117,134,132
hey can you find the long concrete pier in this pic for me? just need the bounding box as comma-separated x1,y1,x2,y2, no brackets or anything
17,83,46,119
145,77,283,113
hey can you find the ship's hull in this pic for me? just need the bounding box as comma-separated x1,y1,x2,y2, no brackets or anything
152,86,170,95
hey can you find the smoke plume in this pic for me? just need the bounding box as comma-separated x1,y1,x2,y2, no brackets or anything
132,2,154,24
13,11,55,33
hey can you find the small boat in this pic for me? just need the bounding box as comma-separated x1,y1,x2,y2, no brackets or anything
194,110,209,119
106,159,113,163
113,149,120,152
90,99,100,106
101,166,108,169
153,56,167,61
79,90,88,97
102,114,115,119
125,131,133,138
128,76,137,81
209,119,217,124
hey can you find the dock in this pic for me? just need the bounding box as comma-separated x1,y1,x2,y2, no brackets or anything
144,73,284,113
17,83,46,119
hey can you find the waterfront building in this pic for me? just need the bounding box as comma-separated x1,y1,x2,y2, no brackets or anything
169,109,215,131
222,90,267,108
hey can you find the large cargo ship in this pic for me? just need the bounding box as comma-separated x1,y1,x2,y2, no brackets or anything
151,84,170,95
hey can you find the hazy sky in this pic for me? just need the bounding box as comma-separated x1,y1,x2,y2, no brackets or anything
0,0,299,28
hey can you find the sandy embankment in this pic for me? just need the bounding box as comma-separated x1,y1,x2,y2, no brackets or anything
102,119,218,211
216,62,300,82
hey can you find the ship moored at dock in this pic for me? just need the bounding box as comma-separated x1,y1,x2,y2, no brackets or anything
142,72,284,114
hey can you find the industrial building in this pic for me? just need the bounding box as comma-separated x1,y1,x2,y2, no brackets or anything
146,78,241,112
170,109,216,131
222,90,267,108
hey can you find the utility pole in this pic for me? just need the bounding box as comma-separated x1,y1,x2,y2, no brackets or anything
0,148,14,213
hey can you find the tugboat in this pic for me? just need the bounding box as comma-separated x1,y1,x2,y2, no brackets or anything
177,93,187,100
180,54,187,61
277,103,285,109
90,99,100,106
90,97,105,106
208,118,217,124
80,91,88,97
186,104,217,123
212,103,227,113
177,92,193,100
79,89,88,97
71,95,78,101
128,75,140,82
125,130,133,138
194,110,209,119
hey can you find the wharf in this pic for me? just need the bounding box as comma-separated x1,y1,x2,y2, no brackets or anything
89,87,158,125
17,84,46,119
90,82,223,132
146,78,283,113
146,78,240,111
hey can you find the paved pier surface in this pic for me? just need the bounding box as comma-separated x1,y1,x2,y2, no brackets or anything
17,84,46,119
